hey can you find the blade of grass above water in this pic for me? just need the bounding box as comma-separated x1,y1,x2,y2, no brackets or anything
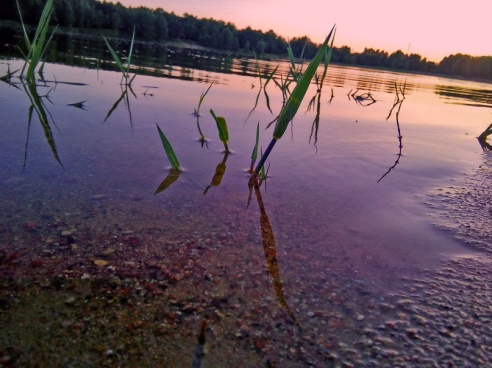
156,123,180,170
253,25,336,176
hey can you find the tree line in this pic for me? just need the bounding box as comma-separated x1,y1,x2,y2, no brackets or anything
1,0,491,80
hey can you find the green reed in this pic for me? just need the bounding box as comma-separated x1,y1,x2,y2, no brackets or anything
210,109,230,153
249,122,260,174
193,82,214,117
103,28,136,84
16,0,57,82
156,124,181,171
253,25,336,177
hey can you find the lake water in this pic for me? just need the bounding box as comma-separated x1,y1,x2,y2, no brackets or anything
1,39,492,367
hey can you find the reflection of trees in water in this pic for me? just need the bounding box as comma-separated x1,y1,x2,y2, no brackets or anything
434,84,492,108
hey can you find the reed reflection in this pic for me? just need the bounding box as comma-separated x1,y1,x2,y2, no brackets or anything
435,85,492,108
249,181,298,327
1,68,65,168
203,152,229,195
307,73,335,150
478,123,492,151
154,169,181,195
104,75,137,128
378,82,406,182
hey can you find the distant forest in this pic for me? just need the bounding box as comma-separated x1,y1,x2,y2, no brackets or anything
1,0,491,80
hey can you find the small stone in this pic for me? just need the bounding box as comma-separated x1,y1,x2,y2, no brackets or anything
255,339,266,351
65,296,77,305
90,194,107,200
94,260,108,267
102,248,116,256
31,258,44,267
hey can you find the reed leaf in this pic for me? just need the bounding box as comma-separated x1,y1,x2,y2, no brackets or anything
17,0,55,81
210,109,230,152
274,25,335,140
253,25,336,176
103,28,135,81
126,28,136,74
319,28,336,87
249,122,260,173
194,82,213,116
103,37,126,74
156,124,181,171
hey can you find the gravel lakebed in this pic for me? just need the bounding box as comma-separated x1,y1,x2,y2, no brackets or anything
1,163,492,367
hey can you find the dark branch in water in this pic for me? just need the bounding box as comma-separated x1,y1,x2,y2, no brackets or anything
378,84,405,183
478,122,492,151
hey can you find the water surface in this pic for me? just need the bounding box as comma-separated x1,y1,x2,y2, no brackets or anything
1,48,492,366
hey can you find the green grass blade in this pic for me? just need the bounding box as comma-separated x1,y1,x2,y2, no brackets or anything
25,0,53,80
103,37,125,74
195,82,213,116
210,109,229,152
15,0,31,52
156,124,180,170
273,25,336,140
252,122,260,162
320,28,336,86
287,43,297,80
125,27,136,75
249,122,260,173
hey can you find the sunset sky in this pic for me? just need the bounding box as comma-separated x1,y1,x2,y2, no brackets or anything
107,0,491,62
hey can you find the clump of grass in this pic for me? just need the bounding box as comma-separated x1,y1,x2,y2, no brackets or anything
16,0,57,82
156,123,181,171
210,109,230,153
103,27,136,85
253,25,336,177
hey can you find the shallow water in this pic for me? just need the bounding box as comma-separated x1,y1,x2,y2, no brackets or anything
1,49,492,366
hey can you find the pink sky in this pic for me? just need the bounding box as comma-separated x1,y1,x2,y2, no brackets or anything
107,0,491,62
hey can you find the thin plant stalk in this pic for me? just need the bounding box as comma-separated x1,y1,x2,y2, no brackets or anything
194,82,213,117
